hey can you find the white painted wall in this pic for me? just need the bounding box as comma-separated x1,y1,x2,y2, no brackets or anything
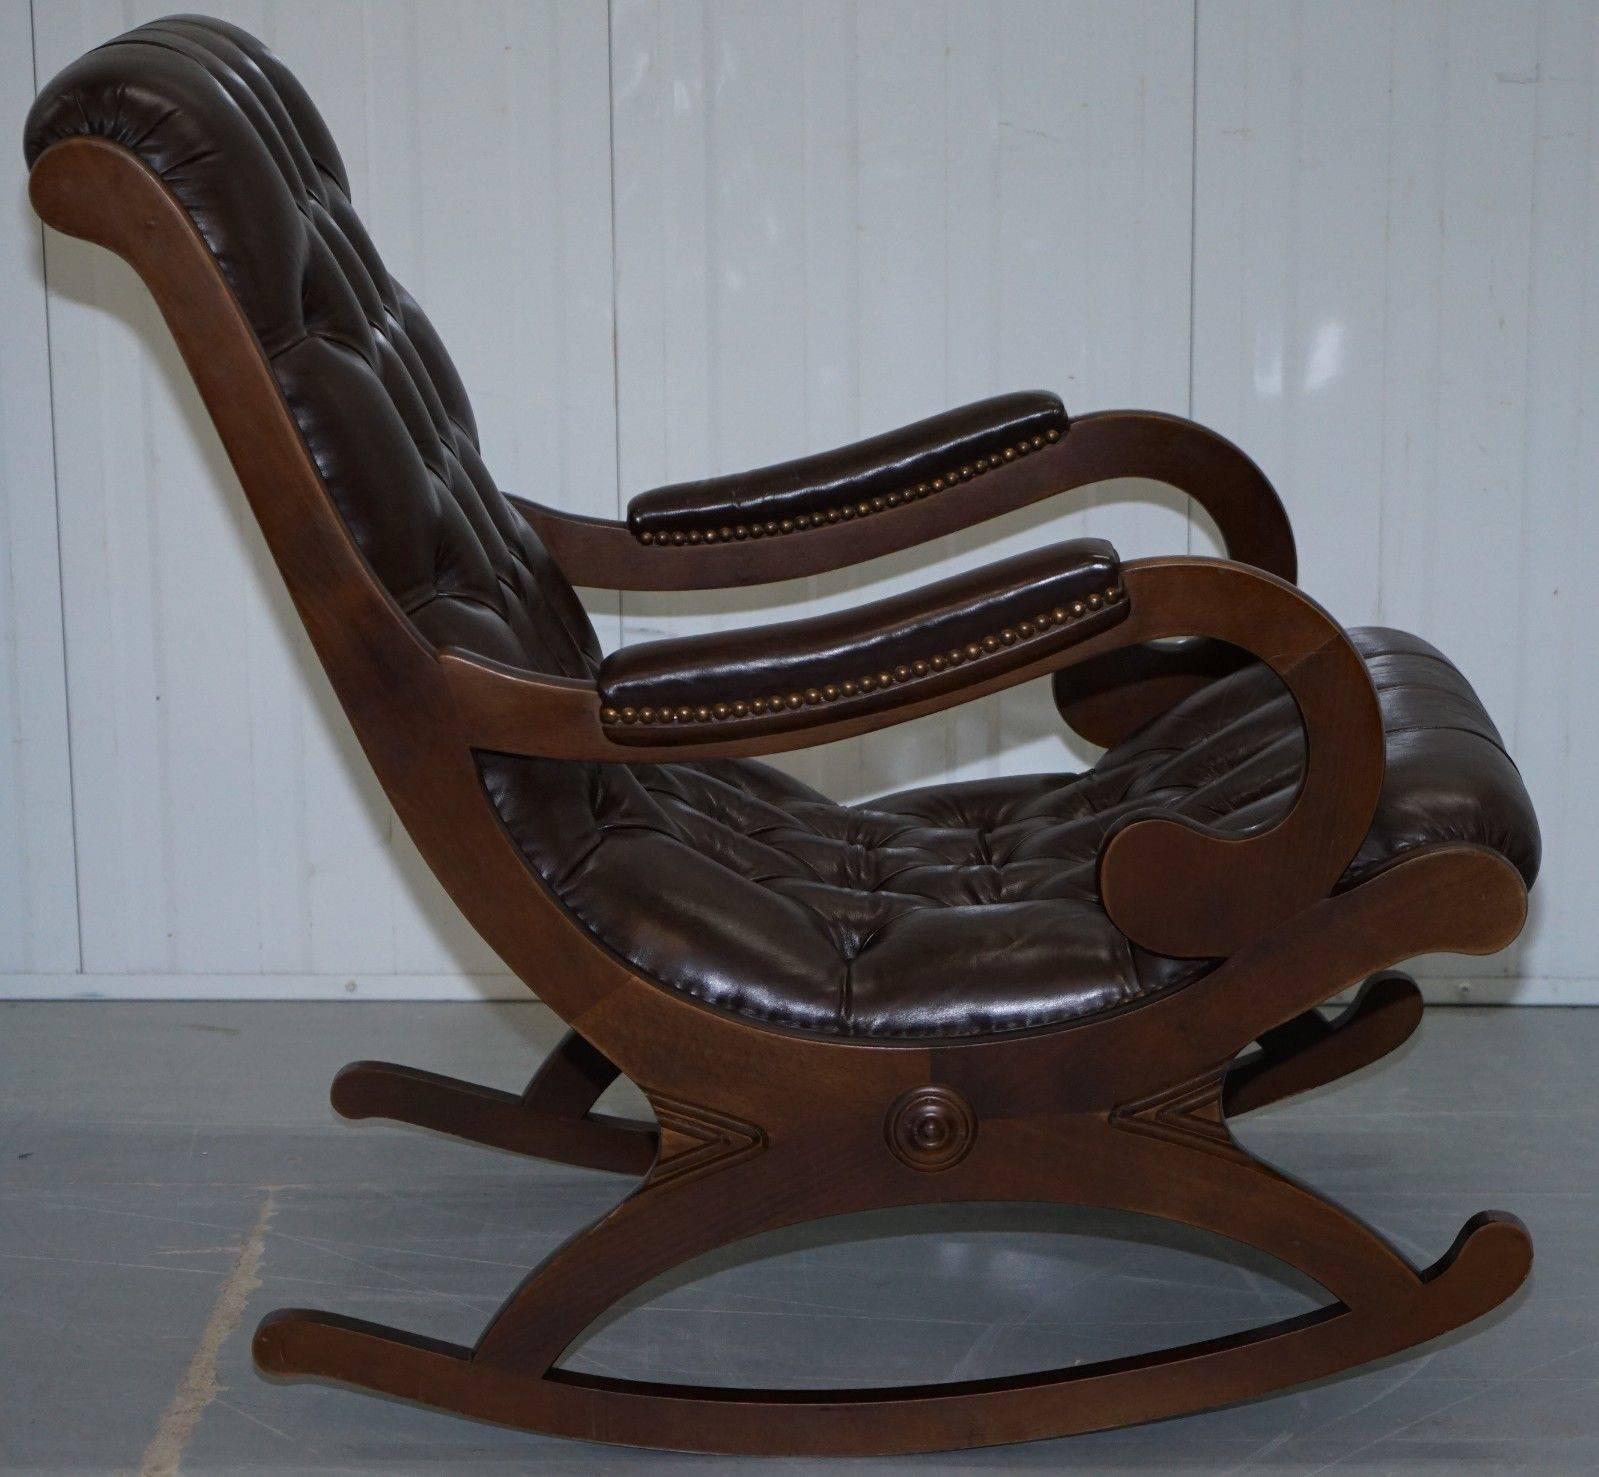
1,1,1593,1001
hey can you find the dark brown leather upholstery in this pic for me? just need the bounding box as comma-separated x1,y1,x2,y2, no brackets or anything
484,627,1538,1038
27,18,1540,1042
628,392,1067,545
600,540,1125,738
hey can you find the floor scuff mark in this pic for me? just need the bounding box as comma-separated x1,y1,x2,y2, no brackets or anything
138,1186,278,1477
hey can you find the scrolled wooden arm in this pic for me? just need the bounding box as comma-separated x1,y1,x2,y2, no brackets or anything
626,390,1067,545
596,537,1125,744
513,409,1296,592
437,540,1130,764
1069,558,1383,959
441,554,1381,961
437,640,1108,764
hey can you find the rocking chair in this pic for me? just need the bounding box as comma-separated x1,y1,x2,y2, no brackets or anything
25,16,1541,1456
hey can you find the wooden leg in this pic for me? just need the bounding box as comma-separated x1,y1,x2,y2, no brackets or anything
1225,972,1424,1117
329,1030,658,1175
254,1094,1530,1455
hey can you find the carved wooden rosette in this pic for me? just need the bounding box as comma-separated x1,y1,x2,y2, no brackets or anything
885,1085,977,1172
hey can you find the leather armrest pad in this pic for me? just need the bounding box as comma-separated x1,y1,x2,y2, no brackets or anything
627,391,1067,544
599,538,1125,740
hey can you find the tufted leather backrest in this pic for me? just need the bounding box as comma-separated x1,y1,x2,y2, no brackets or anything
24,15,600,680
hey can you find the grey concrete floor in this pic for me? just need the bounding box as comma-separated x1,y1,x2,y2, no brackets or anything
0,1001,1594,1475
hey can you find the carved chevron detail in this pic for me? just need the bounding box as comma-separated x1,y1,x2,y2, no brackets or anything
650,1096,767,1185
1110,1071,1242,1159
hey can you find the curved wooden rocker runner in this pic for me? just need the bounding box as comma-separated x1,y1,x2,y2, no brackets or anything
25,16,1541,1456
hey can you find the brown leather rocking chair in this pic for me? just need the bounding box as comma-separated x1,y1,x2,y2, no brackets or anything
25,17,1542,1458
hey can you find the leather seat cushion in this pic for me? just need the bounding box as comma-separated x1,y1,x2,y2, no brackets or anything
482,627,1539,1040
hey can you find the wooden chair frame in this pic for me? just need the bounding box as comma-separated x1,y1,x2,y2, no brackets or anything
30,134,1532,1457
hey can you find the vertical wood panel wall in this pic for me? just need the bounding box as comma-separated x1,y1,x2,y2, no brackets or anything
0,0,78,976
1,1,1592,1001
1193,0,1598,997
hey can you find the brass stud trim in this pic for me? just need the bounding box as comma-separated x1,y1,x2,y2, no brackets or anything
633,423,1064,546
602,583,1123,730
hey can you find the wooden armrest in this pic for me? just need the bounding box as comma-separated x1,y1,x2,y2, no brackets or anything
627,391,1066,544
598,538,1122,742
441,554,1380,961
439,539,1126,763
513,408,1296,592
